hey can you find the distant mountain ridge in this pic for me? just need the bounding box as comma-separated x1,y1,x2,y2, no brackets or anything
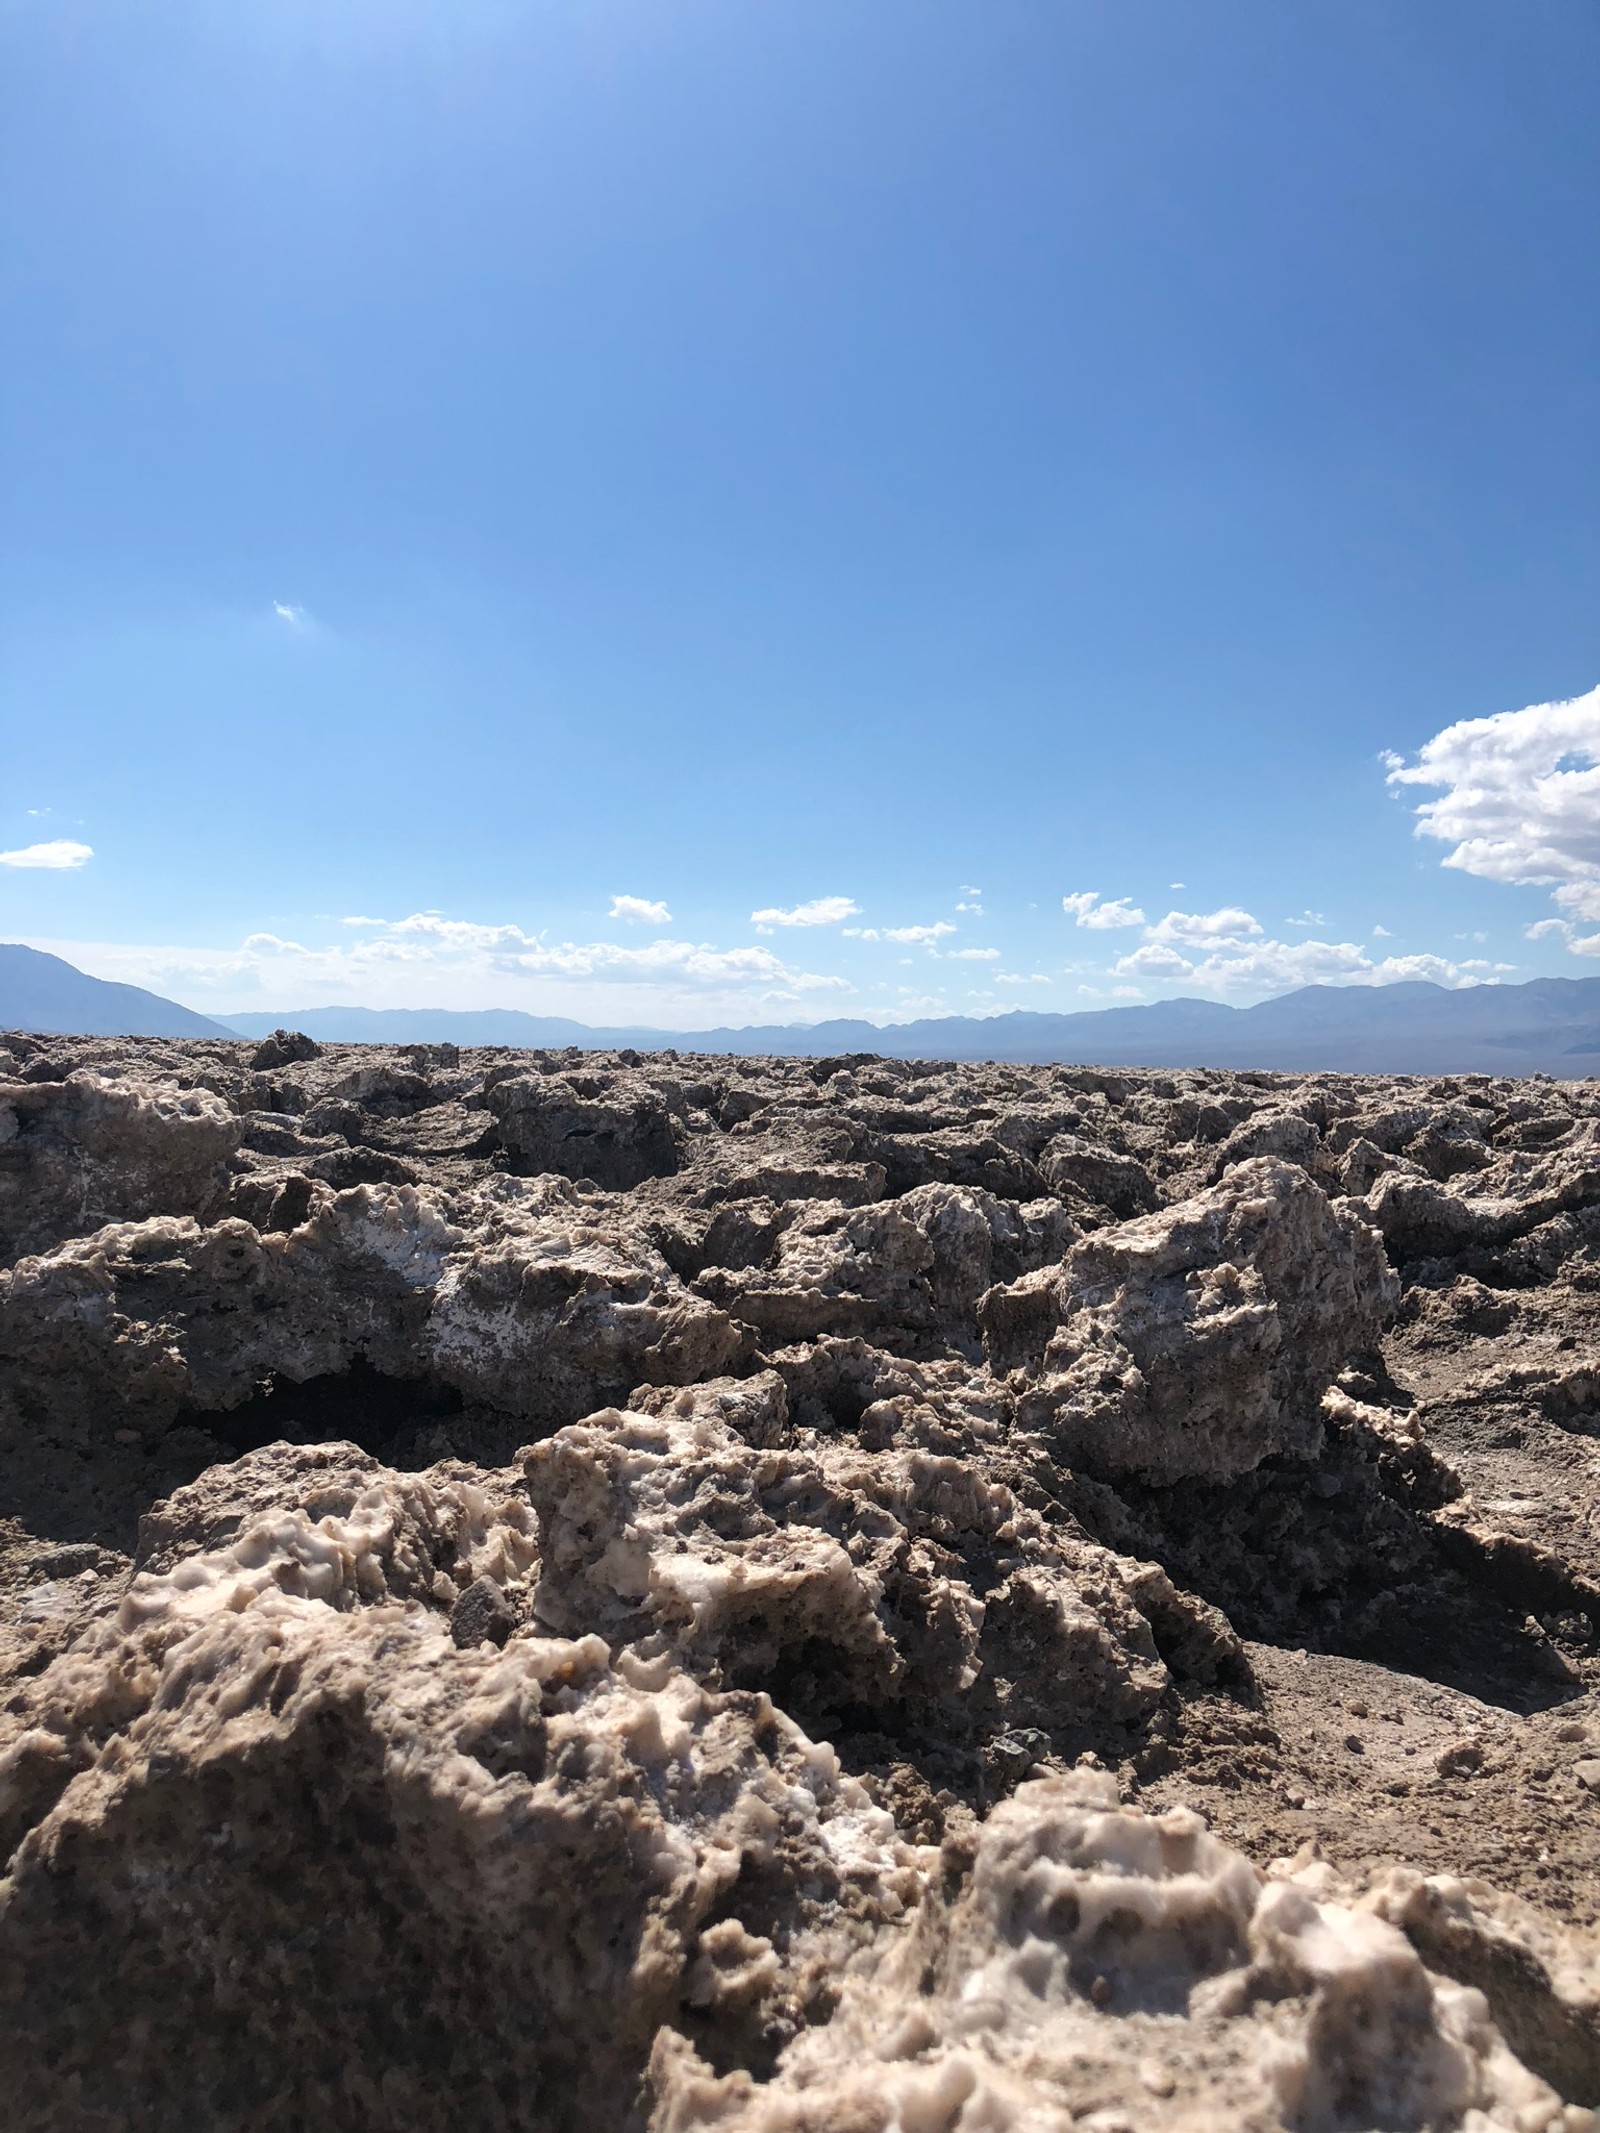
227,975,1600,1077
0,944,235,1039
5,942,1600,1076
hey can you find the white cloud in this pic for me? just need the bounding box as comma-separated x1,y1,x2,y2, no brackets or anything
0,839,93,870
750,895,860,930
1147,905,1264,945
996,971,1050,986
946,946,1001,961
272,601,311,628
844,921,957,946
608,894,672,926
1057,871,1505,1003
1111,942,1195,980
959,884,982,897
1387,685,1600,931
1370,953,1485,985
1372,924,1392,938
955,900,984,914
1109,929,1485,997
31,912,856,1027
1191,942,1372,989
1062,891,1146,930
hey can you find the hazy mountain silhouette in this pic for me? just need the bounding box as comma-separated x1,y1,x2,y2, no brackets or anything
226,978,1600,1076
7,943,1600,1075
0,944,235,1039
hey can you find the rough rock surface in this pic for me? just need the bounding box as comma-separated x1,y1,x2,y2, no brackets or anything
3,1028,1600,2127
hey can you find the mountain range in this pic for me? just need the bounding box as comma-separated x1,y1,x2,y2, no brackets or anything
0,943,234,1040
5,940,1600,1077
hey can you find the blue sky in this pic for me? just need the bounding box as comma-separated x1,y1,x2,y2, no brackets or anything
3,0,1598,1027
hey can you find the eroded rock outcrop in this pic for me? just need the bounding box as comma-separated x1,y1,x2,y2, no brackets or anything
0,1176,745,1451
0,1070,239,1262
981,1157,1398,1482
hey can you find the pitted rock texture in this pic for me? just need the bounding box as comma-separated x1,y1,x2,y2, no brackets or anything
2,1027,1600,2128
980,1156,1398,1482
0,1069,239,1262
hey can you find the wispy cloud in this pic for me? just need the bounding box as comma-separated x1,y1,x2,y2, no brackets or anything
608,894,672,925
272,601,312,629
844,921,957,946
0,839,93,870
750,895,860,930
33,912,853,1026
946,946,1000,961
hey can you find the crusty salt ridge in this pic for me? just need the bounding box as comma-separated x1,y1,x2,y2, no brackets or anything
1,1027,1599,2126
653,1769,1586,2132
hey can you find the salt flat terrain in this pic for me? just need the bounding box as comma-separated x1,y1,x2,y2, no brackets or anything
3,1030,1599,2127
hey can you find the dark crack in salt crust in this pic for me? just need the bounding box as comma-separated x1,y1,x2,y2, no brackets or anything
2,1030,1600,2128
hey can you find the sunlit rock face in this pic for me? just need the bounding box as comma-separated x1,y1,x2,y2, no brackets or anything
2,1029,1599,2130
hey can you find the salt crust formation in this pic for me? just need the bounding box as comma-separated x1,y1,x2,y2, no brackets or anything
2,1030,1600,2127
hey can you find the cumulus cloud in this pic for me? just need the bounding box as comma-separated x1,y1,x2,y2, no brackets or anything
750,896,860,930
1387,685,1600,930
1062,891,1146,930
1058,872,1501,1000
946,946,1001,961
1110,932,1481,996
1147,906,1264,945
0,839,93,870
608,894,672,926
844,922,957,946
1111,943,1195,980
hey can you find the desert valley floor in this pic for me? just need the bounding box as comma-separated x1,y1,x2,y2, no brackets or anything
2,1030,1599,2129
